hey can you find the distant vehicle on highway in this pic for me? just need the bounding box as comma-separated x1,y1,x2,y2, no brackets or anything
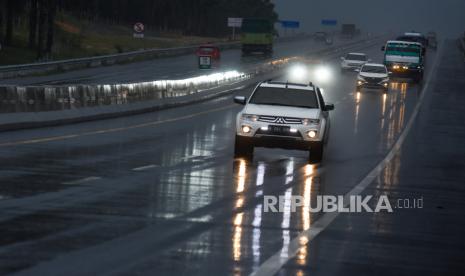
241,18,274,55
195,44,221,60
325,35,334,45
341,24,356,39
356,63,389,91
340,52,369,72
382,40,424,82
396,32,428,55
426,31,438,50
233,80,334,162
314,31,327,42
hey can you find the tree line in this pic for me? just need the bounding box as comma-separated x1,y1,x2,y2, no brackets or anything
0,0,57,58
0,0,277,58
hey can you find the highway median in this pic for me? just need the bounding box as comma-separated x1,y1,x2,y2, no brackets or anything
0,36,385,132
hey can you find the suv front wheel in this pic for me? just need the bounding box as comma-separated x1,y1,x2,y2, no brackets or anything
234,135,254,159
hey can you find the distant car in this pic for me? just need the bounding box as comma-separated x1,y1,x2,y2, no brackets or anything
325,36,333,45
356,63,389,91
340,52,369,72
233,80,334,162
314,32,327,42
196,44,221,60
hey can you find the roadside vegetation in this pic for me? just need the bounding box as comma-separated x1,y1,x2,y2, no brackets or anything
0,0,277,65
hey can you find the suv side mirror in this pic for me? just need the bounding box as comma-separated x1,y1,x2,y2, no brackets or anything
234,96,247,105
324,103,335,111
381,46,385,51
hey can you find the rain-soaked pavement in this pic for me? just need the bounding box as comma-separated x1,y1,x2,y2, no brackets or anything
0,41,464,276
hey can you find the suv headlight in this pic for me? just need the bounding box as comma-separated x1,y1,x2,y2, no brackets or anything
302,118,320,125
357,75,365,81
241,114,258,122
381,78,389,83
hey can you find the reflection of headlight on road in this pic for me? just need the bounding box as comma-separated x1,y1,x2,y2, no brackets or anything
289,64,308,80
314,66,332,83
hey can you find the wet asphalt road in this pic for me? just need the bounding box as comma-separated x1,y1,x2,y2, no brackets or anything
1,41,464,276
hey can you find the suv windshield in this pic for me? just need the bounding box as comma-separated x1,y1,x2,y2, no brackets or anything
362,65,386,74
249,87,319,108
346,54,366,61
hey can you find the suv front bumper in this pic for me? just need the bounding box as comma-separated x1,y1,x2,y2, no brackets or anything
236,135,321,150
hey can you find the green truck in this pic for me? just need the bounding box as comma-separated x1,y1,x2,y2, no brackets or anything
382,40,424,82
241,18,274,55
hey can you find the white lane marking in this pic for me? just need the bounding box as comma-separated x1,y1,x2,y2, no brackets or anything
250,46,444,276
62,176,102,185
131,164,159,171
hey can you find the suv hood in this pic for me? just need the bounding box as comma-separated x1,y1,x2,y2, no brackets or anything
243,104,321,119
345,59,365,64
359,72,388,78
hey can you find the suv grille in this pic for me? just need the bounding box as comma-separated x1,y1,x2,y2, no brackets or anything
257,116,302,124
365,77,381,84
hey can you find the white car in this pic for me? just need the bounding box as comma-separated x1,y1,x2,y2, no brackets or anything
356,63,389,91
341,52,369,72
233,80,334,162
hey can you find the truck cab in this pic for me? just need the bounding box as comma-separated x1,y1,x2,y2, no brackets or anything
382,40,424,82
240,18,274,55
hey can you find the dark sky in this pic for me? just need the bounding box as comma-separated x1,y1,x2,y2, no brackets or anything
273,0,465,38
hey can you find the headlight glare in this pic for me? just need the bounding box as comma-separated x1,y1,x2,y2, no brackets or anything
307,130,317,138
242,125,251,133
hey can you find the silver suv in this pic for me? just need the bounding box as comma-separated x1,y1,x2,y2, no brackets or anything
233,80,334,163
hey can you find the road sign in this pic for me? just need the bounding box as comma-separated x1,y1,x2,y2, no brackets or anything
227,18,242,40
134,22,144,33
133,22,145,38
280,20,300,29
321,19,338,26
198,56,212,69
228,18,243,27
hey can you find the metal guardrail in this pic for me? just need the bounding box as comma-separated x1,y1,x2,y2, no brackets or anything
0,42,240,79
0,36,384,115
0,35,312,79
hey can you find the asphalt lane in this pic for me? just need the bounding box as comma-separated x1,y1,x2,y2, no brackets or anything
0,37,349,86
0,41,438,275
